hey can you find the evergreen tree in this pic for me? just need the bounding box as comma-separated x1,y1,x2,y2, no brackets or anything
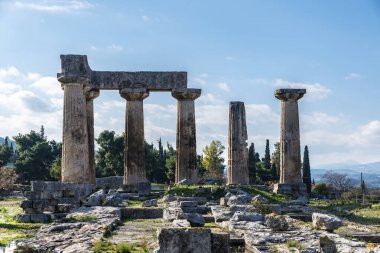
302,145,312,194
248,143,256,184
165,143,176,183
264,139,271,171
270,163,277,180
0,137,13,166
271,142,280,180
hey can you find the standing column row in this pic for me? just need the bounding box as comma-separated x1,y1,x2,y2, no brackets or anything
172,88,201,184
61,79,100,184
120,88,149,186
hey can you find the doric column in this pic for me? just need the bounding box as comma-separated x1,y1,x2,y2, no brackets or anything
228,101,249,185
275,89,306,184
172,88,201,184
119,88,149,185
58,55,92,184
84,87,100,184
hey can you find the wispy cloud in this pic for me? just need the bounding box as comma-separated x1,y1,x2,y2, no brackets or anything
274,79,332,100
345,73,362,80
217,82,230,92
224,56,235,60
14,0,93,13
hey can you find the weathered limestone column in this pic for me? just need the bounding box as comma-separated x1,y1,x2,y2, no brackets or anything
274,88,307,195
120,88,149,186
84,87,100,184
228,102,249,185
58,55,92,184
172,88,201,184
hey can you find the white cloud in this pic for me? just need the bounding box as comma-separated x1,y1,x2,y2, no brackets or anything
107,44,123,51
142,15,150,22
14,0,93,13
345,73,362,80
0,66,20,79
192,78,206,86
217,82,230,92
302,112,341,126
274,79,332,100
224,56,235,60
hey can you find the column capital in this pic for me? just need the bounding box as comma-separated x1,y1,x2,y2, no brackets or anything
119,88,149,101
275,89,306,101
171,88,201,100
57,55,92,85
84,87,100,100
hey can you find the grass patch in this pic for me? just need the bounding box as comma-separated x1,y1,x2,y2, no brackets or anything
123,218,164,224
286,240,306,250
239,186,289,204
124,200,143,207
166,185,226,199
204,222,218,228
66,214,98,222
93,238,149,253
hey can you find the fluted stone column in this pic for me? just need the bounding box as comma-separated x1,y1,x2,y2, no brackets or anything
60,81,90,183
84,87,100,184
274,88,307,195
120,88,149,186
172,88,201,184
228,101,249,185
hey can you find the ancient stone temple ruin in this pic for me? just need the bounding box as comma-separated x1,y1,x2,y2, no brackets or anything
273,88,307,195
57,54,201,187
228,101,249,185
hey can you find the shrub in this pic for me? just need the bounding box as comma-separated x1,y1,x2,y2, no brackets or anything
0,166,18,190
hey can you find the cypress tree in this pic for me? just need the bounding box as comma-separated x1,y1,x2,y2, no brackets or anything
248,143,256,184
302,145,312,194
271,162,277,180
264,139,271,171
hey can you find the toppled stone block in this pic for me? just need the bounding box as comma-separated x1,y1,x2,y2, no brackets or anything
182,205,210,214
122,207,163,219
230,211,263,222
264,204,282,215
319,235,337,253
155,228,212,253
229,204,257,213
211,207,233,222
180,201,198,208
163,207,184,221
176,197,207,205
163,194,176,203
142,199,158,207
17,213,51,223
251,194,268,203
211,232,230,253
178,213,205,227
84,189,106,206
312,213,343,232
104,190,125,207
265,214,289,231
172,219,191,228
288,195,309,206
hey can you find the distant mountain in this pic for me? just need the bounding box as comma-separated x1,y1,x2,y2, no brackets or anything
311,161,380,188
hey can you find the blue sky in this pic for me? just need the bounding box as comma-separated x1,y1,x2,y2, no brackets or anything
0,0,379,166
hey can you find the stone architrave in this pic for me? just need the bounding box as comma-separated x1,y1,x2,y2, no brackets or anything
228,102,249,185
273,89,307,195
172,88,201,184
120,88,149,186
84,87,100,184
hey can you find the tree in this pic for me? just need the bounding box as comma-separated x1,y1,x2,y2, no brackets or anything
302,145,312,194
0,166,18,189
321,171,354,191
202,140,225,179
271,142,280,180
95,130,124,177
14,126,61,183
264,139,271,171
165,143,176,183
313,183,328,197
248,143,256,184
270,163,277,181
145,141,160,182
0,137,14,166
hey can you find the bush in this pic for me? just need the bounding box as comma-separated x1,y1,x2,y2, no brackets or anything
313,183,328,197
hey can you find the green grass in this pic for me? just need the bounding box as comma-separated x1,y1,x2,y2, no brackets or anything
0,202,42,246
239,186,290,204
166,185,225,199
124,200,143,207
66,214,98,222
286,240,306,250
93,238,149,253
310,198,380,226
204,222,218,228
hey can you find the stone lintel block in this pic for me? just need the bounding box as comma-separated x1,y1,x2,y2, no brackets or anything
273,183,307,197
57,54,92,84
121,207,163,219
119,88,149,100
171,88,201,100
275,88,306,101
179,201,198,208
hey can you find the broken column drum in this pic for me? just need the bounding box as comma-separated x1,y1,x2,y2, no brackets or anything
228,101,249,185
273,88,306,195
57,54,201,186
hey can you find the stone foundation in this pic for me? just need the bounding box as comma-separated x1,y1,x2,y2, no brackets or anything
273,183,307,196
96,176,123,190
